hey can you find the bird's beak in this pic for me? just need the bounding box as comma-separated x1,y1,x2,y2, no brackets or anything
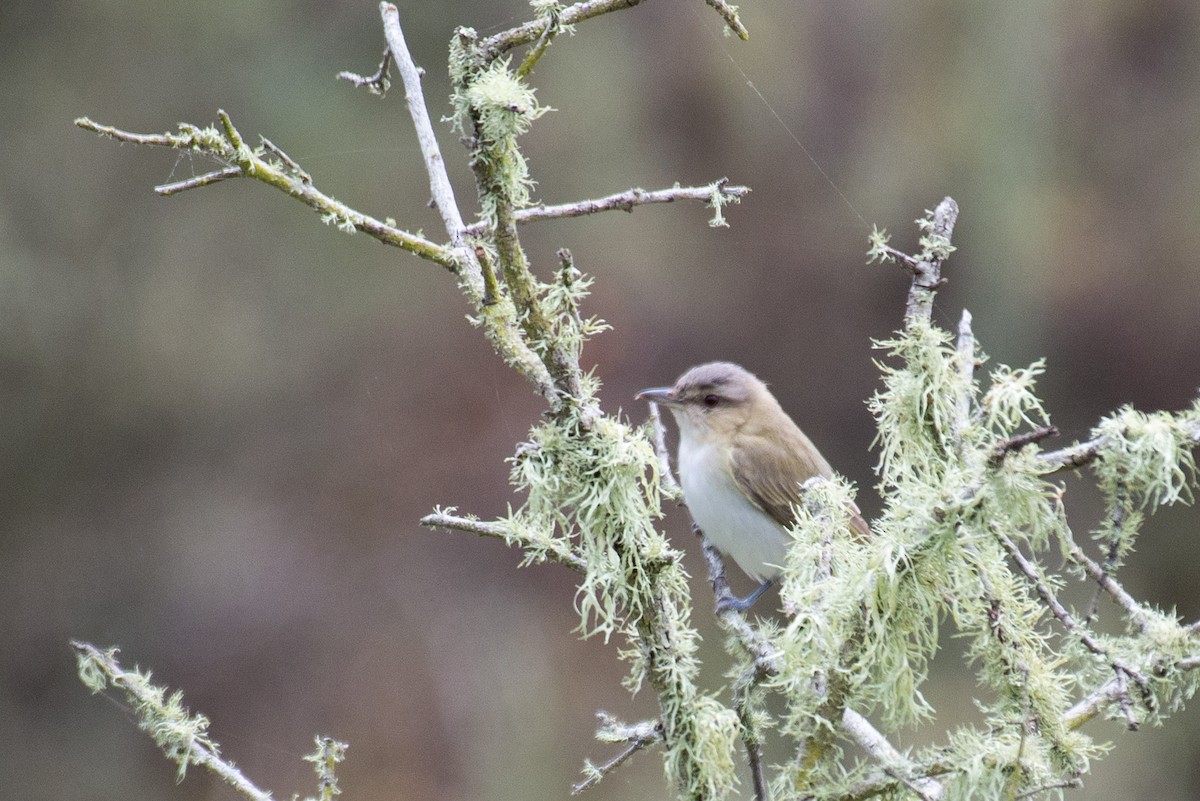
636,386,680,405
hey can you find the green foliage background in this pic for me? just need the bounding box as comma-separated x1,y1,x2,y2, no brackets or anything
4,1,1200,799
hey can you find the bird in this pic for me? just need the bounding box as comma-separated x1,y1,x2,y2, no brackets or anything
637,362,869,611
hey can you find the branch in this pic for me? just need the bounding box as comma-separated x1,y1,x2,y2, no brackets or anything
71,642,274,801
377,4,474,272
989,426,1059,466
704,0,750,40
904,197,959,324
995,529,1152,725
1034,438,1106,475
842,710,944,801
75,116,455,268
420,511,587,573
572,714,663,795
646,402,682,498
462,181,750,236
377,3,558,404
952,308,976,444
479,0,751,61
1056,525,1149,632
336,47,393,95
156,166,242,196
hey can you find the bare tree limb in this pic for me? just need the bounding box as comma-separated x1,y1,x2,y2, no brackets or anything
377,3,559,405
156,167,242,196
462,181,750,236
378,4,475,280
481,1,647,58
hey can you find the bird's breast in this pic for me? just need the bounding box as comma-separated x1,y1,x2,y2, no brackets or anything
678,438,791,583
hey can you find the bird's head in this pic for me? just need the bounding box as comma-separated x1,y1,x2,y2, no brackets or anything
636,362,778,444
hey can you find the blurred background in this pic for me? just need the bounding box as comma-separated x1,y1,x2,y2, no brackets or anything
4,0,1200,798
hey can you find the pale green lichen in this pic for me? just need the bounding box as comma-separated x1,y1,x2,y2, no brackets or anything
766,303,1199,798
302,736,348,801
74,644,217,783
449,46,551,218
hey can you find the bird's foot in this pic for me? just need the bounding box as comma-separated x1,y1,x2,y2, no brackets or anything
715,579,772,613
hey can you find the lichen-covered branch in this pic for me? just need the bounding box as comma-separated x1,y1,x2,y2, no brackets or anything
72,641,275,800
572,714,663,795
420,509,587,572
75,115,455,268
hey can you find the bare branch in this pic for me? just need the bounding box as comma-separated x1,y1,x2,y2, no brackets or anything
156,167,242,196
989,426,1060,466
420,511,587,573
337,48,394,95
463,181,750,236
378,4,474,273
482,1,647,58
378,3,558,404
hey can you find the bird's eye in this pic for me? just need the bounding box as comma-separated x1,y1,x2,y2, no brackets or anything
703,394,721,408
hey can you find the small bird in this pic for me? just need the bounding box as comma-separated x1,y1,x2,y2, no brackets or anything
637,362,869,611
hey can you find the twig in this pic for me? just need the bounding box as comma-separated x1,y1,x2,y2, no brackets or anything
337,47,394,95
1034,438,1106,475
481,0,647,58
480,0,752,59
156,167,242,196
841,710,944,800
1059,650,1200,730
989,426,1060,466
260,136,311,183
378,4,474,273
646,403,682,497
71,642,274,801
996,530,1152,724
572,715,663,794
76,116,455,267
462,182,751,236
953,309,976,442
1057,526,1148,632
704,0,750,40
516,8,560,77
420,511,587,573
1014,778,1083,799
905,197,959,325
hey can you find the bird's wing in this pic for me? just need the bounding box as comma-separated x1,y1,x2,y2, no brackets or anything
731,428,871,539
